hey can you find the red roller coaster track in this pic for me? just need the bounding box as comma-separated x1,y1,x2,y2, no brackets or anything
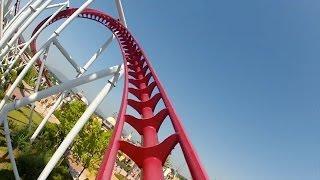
31,8,208,180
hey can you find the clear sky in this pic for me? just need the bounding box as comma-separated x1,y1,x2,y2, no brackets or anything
22,0,320,179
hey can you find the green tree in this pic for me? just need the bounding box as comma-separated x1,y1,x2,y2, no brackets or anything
73,119,112,176
22,65,38,87
16,150,72,180
9,122,72,179
54,100,87,135
54,100,113,177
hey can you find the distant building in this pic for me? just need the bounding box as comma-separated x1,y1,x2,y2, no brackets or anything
124,132,132,141
102,116,116,130
77,91,89,105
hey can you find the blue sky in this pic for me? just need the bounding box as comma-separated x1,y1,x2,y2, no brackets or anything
22,0,320,179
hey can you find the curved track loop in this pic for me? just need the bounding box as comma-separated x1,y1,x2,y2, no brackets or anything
31,8,208,179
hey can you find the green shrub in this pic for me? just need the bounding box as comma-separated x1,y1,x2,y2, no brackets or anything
16,151,72,180
0,169,15,180
23,67,38,87
16,152,48,179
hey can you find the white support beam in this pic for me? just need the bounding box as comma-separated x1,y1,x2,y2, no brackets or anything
0,64,122,123
38,65,124,180
3,0,34,32
0,0,53,57
0,0,4,38
3,1,13,19
30,93,65,142
0,0,94,110
31,34,115,141
2,0,12,16
0,65,121,179
45,1,69,10
0,0,45,49
115,0,127,27
53,38,84,74
3,118,19,179
0,42,50,111
81,34,115,74
52,0,94,36
28,47,50,130
0,0,66,73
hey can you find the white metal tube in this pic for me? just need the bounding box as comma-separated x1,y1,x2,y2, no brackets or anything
1,0,53,57
35,48,49,93
3,0,12,15
0,0,95,107
28,47,50,129
38,65,123,180
45,2,68,10
30,93,64,142
53,39,83,73
20,0,95,85
3,0,13,17
3,4,13,19
9,42,25,50
0,0,44,49
0,65,121,117
0,0,4,38
3,0,34,32
31,34,115,140
3,8,12,20
0,3,67,79
3,118,20,179
53,0,94,36
115,0,127,27
81,34,115,74
0,43,49,111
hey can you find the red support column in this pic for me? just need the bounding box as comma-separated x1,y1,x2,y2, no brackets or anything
137,65,164,179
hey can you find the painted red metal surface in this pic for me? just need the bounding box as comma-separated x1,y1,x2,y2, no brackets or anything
31,8,209,180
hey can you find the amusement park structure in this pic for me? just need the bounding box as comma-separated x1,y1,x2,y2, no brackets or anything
0,0,208,179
